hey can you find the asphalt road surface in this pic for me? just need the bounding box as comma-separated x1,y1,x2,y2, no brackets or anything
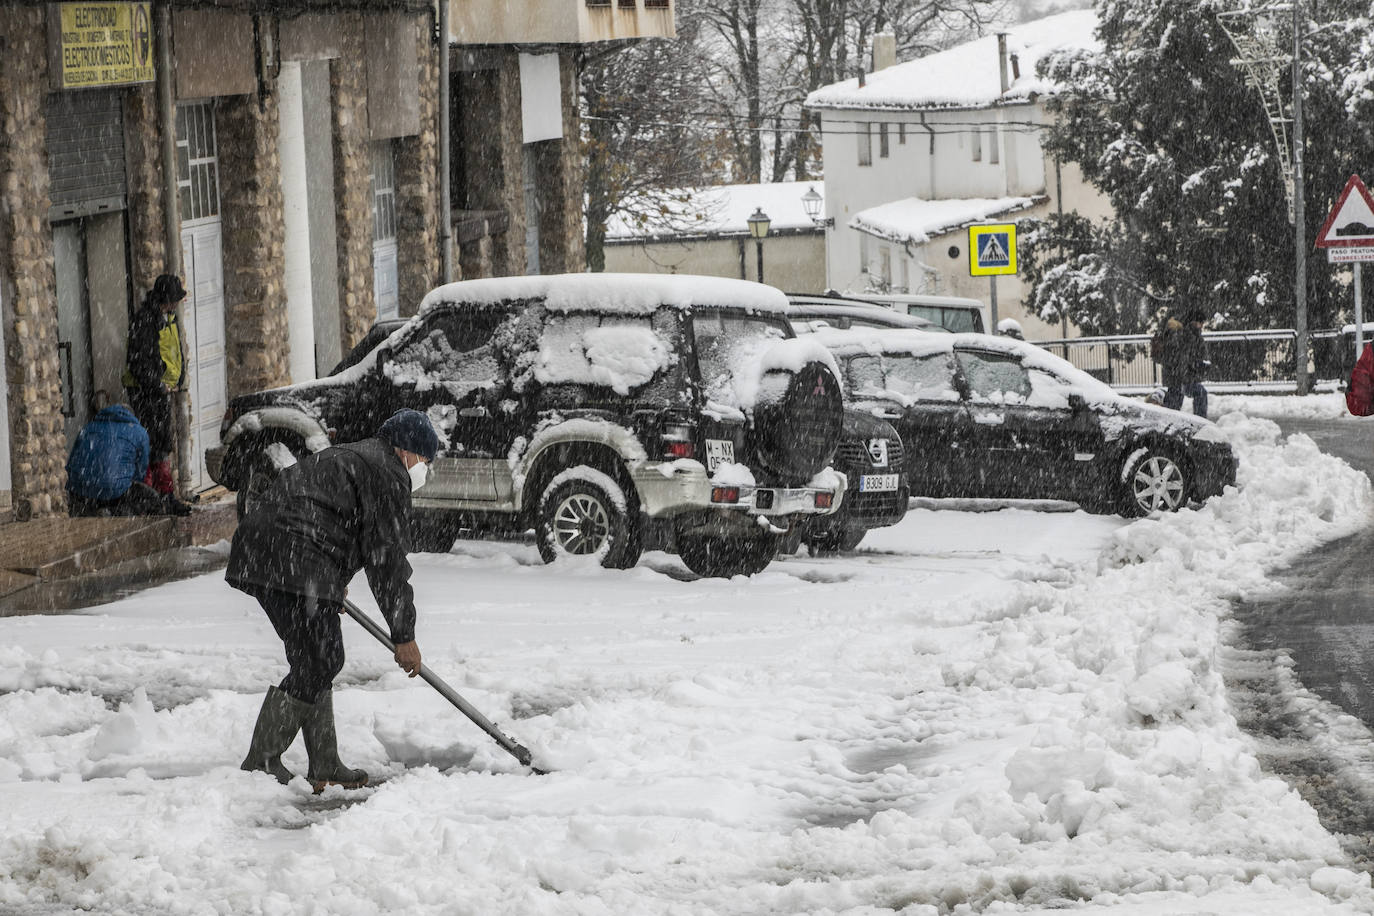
1229,415,1374,866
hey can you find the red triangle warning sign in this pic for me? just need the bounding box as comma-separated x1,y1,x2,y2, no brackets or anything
1316,174,1374,248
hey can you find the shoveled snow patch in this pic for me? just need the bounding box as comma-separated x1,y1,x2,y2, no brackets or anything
0,413,1371,913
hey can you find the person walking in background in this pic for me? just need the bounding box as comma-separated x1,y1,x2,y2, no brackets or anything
1162,310,1210,418
65,404,190,517
123,274,186,499
228,409,438,791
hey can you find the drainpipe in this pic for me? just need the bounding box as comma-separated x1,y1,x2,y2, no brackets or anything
997,33,1009,95
155,1,191,499
438,0,453,283
919,112,935,198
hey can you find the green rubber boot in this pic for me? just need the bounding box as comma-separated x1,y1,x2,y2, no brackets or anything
303,689,368,792
241,686,311,784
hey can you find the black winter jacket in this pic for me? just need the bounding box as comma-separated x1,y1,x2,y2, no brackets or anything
227,438,418,643
125,303,182,390
1162,324,1209,387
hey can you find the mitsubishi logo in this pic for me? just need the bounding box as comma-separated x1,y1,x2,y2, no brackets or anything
867,438,889,467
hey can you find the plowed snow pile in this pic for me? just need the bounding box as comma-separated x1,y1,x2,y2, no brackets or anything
2,412,1372,915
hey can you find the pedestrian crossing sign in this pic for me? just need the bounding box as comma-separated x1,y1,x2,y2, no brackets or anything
968,224,1018,276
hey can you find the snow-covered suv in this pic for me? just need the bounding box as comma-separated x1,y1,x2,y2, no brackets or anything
206,274,848,577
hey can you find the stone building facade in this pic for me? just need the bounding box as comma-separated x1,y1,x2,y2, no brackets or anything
0,0,640,522
0,0,439,519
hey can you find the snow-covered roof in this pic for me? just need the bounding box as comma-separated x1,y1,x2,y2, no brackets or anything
849,196,1041,245
805,10,1099,112
605,182,825,241
418,272,789,315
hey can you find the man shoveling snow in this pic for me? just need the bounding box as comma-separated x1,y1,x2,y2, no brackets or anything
226,409,439,791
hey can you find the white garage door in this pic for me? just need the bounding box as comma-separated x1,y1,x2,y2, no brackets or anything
176,101,226,492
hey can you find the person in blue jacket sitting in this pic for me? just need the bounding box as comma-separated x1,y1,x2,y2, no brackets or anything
66,404,189,517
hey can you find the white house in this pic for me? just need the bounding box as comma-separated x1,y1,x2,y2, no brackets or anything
804,10,1111,339
602,181,828,293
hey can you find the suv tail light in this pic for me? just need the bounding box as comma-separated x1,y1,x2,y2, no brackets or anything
814,492,834,509
661,421,696,460
711,486,740,503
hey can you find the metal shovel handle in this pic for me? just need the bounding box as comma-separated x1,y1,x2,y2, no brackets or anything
341,599,542,772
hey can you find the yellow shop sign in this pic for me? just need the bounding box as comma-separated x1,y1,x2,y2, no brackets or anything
58,3,154,89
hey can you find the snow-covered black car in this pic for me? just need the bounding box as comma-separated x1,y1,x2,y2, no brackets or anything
786,409,908,554
813,329,1238,516
207,274,849,577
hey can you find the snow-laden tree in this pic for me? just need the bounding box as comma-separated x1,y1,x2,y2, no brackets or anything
1021,0,1373,335
581,8,726,271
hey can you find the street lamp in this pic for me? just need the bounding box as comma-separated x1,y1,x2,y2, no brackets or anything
747,206,771,284
800,185,834,292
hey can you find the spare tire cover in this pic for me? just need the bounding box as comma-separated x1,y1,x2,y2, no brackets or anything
748,360,843,485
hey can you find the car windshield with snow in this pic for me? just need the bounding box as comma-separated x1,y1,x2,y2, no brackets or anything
207,274,848,577
814,329,1238,515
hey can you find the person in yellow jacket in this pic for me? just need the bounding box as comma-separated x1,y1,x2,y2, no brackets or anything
124,274,187,500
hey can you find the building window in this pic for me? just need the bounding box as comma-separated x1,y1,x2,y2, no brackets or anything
371,140,399,320
898,123,906,145
858,122,872,166
617,0,635,6
371,141,397,244
971,128,982,162
585,0,610,6
175,102,220,223
879,123,890,158
644,0,670,6
988,127,999,164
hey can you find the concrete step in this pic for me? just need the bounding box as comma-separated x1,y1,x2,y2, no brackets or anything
0,516,187,580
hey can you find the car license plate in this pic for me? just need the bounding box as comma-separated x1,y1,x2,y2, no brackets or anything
705,439,735,472
859,473,898,493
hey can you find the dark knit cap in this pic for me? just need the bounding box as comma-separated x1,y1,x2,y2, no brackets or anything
151,274,187,305
378,409,439,461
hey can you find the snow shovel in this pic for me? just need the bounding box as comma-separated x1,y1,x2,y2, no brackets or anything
341,599,546,774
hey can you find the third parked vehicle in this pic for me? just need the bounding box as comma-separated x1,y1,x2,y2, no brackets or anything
813,329,1237,516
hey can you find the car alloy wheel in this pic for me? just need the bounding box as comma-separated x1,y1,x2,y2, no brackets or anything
1130,453,1186,514
551,491,611,555
535,469,643,569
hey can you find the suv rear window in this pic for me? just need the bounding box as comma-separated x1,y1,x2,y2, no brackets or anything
691,312,791,407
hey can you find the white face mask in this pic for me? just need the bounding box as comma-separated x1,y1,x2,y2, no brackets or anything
408,460,429,493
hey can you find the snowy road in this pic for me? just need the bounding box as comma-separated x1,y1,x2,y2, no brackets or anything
4,408,1374,914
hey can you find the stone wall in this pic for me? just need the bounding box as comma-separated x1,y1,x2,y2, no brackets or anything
394,13,440,317
123,85,169,299
456,57,524,279
0,8,66,520
218,92,292,398
331,15,377,350
533,50,586,275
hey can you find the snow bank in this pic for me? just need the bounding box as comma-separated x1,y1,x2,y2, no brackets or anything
1211,391,1353,421
1,413,1372,914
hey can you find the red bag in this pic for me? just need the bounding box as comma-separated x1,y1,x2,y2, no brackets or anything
1348,342,1374,416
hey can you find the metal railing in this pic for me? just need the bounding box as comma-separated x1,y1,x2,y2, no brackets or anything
1035,328,1355,394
